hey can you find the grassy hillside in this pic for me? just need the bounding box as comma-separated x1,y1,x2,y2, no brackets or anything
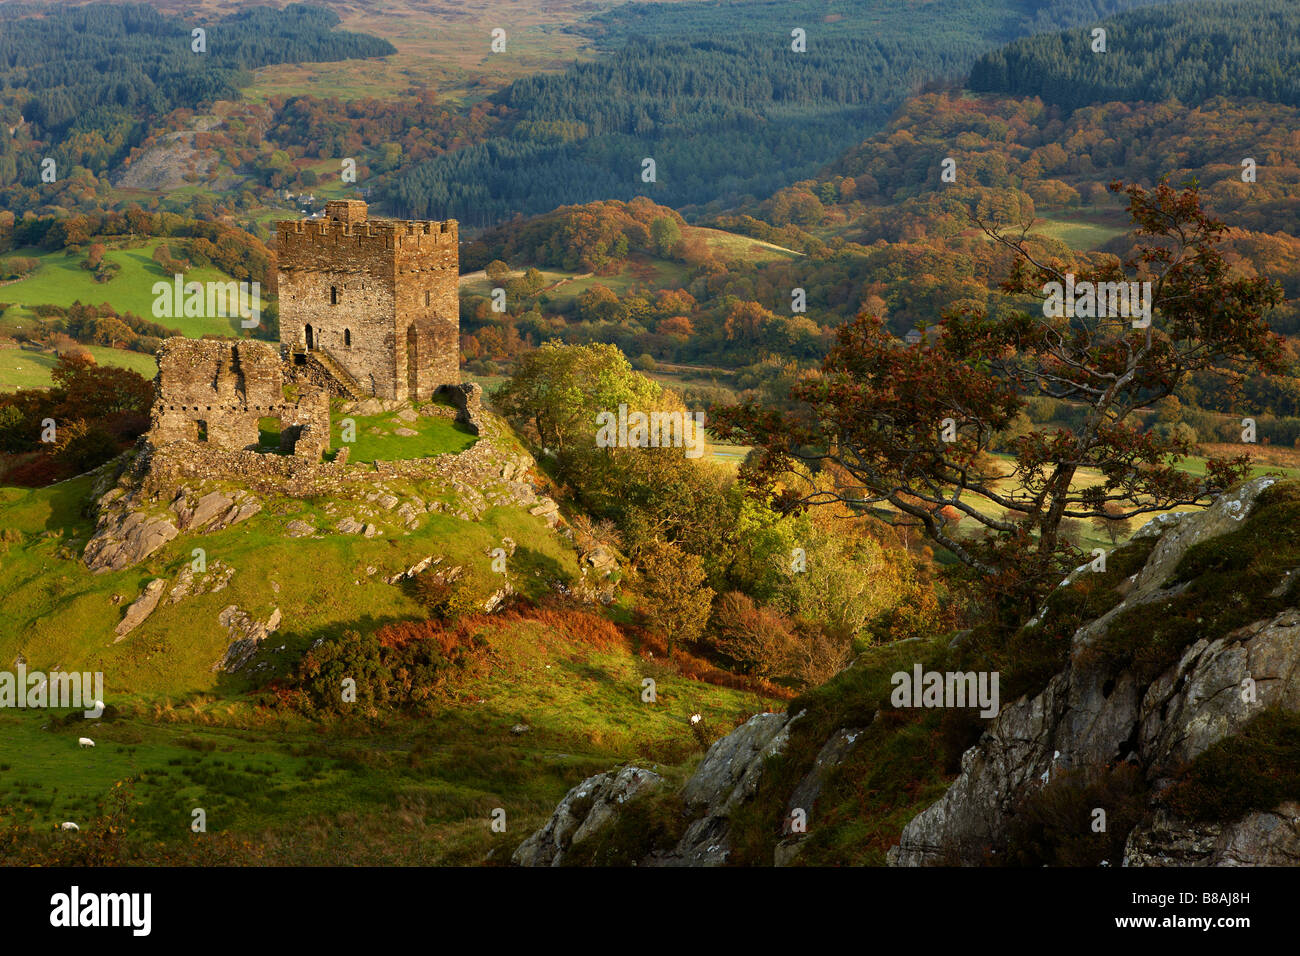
0,461,572,695
0,239,259,391
0,241,248,339
0,345,157,393
0,437,781,862
0,610,773,862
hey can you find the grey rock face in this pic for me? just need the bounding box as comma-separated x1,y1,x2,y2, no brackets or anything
515,712,801,868
512,766,664,867
1125,803,1300,866
114,579,167,639
785,726,867,831
84,510,178,573
216,605,282,673
648,711,802,866
890,476,1299,867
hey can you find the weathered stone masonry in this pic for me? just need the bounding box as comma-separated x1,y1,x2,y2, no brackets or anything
277,199,459,401
148,338,330,458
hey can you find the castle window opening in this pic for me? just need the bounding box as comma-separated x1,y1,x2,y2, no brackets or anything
195,420,208,443
344,328,352,348
425,291,431,307
330,286,338,305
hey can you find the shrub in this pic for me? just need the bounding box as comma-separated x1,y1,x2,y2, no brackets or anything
634,540,713,656
1163,709,1300,822
53,422,119,473
703,591,852,690
1003,763,1148,866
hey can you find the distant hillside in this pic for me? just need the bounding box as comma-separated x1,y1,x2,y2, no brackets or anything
383,0,1186,224
969,0,1300,111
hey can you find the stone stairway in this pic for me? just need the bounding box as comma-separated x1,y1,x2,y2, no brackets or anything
299,347,367,400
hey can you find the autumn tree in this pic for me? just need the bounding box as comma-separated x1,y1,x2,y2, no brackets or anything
635,539,713,656
1090,501,1134,547
719,181,1284,613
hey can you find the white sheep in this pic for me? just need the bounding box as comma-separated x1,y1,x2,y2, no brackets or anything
60,822,79,832
78,737,95,749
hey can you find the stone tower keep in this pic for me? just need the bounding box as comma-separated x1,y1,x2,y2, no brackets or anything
276,200,460,401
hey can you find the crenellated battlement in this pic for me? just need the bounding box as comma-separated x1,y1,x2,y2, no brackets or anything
276,217,459,265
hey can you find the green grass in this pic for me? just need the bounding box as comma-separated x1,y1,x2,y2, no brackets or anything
0,614,774,864
0,478,558,696
0,461,779,862
0,242,249,338
0,345,157,392
330,409,478,463
683,225,801,262
1028,215,1126,251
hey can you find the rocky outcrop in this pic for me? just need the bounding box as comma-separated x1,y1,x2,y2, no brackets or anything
216,605,281,673
645,711,802,866
84,508,178,573
1124,803,1300,866
114,579,167,639
167,560,234,604
889,476,1300,867
171,488,262,533
774,726,867,865
515,711,804,867
516,477,1300,868
512,766,664,867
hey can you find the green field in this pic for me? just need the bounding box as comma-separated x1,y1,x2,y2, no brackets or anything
0,345,158,392
684,225,801,263
1,241,250,338
1028,215,1127,251
964,450,1300,554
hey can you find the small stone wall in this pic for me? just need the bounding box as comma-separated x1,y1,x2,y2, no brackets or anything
436,382,486,435
141,425,510,500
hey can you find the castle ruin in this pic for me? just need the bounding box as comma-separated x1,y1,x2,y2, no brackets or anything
276,199,460,402
145,201,462,461
147,338,330,458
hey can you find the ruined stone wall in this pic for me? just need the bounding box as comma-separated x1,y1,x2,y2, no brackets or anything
148,338,329,456
276,200,460,401
281,386,332,458
141,427,502,500
436,382,485,435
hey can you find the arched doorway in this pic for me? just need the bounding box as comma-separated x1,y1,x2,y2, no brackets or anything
304,324,314,350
